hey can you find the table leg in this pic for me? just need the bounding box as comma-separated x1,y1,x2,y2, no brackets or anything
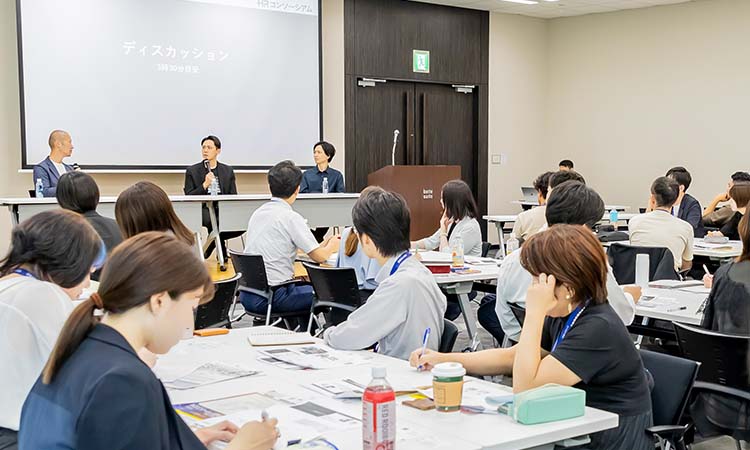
10,206,19,227
206,200,226,271
457,292,483,352
635,317,649,348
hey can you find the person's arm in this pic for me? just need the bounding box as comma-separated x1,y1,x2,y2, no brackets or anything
700,270,719,329
410,346,517,376
413,228,441,251
685,200,704,236
34,165,57,197
308,236,340,263
703,192,730,218
681,232,694,272
324,285,407,351
332,171,345,193
512,274,580,393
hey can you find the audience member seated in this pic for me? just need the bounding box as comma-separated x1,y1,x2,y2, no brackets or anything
413,225,653,450
477,181,637,344
56,172,123,280
32,130,75,197
412,179,482,256
337,227,380,299
19,233,279,450
184,135,242,259
703,171,750,228
666,166,705,238
0,210,102,449
300,141,345,243
558,159,574,171
707,182,750,241
411,179,481,320
693,213,750,442
240,161,339,326
511,172,554,242
115,181,197,249
629,177,694,273
548,169,586,196
324,187,446,360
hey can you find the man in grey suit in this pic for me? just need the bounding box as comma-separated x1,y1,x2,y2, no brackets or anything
32,130,75,197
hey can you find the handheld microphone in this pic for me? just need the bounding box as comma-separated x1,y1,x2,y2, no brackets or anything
203,159,211,172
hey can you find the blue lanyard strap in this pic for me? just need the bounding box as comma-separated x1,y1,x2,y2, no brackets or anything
389,251,412,276
13,268,36,279
552,300,590,352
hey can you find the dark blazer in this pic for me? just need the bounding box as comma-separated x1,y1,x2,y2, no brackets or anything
19,325,205,450
83,210,123,281
184,161,237,196
32,157,73,197
673,193,705,238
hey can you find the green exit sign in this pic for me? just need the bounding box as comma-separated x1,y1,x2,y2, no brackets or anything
413,50,430,73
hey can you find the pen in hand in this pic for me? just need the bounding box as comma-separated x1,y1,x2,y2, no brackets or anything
417,327,431,371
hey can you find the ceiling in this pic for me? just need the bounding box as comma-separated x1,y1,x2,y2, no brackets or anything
411,0,694,19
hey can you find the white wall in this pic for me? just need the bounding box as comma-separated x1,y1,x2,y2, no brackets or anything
0,0,344,250
545,0,750,211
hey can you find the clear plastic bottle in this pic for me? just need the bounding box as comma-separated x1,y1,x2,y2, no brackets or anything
35,178,44,198
506,233,519,256
451,235,465,268
322,177,329,194
209,176,219,196
609,208,619,231
362,367,396,450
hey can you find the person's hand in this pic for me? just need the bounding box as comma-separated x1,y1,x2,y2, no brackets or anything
409,348,443,372
227,418,279,450
703,274,714,289
714,192,730,203
439,211,452,234
203,171,216,189
622,285,642,304
195,420,239,446
706,230,724,238
526,273,558,317
325,235,341,251
138,347,158,368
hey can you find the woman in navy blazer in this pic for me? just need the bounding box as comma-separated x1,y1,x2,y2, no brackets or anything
19,233,279,450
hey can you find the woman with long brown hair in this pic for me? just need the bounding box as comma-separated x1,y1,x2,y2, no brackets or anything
707,181,750,241
410,225,653,450
19,233,278,450
115,181,196,247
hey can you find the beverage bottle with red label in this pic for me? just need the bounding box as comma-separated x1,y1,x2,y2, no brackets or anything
362,367,396,450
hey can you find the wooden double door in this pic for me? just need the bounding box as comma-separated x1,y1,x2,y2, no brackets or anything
348,80,478,198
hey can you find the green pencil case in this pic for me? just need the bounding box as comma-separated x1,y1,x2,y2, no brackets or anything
508,384,586,425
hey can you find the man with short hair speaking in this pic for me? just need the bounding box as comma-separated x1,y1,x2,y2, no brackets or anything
33,130,75,197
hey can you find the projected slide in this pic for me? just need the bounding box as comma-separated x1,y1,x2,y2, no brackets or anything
17,0,320,169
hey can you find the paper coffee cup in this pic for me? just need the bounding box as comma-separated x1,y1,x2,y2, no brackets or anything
432,362,466,412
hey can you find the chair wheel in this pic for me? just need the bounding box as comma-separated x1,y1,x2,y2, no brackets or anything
219,265,227,272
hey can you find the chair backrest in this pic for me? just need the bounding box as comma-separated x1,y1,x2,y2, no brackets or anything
640,349,700,426
304,263,362,325
673,322,750,391
481,242,491,258
608,243,679,285
440,319,459,353
194,274,241,330
228,250,270,292
508,302,526,327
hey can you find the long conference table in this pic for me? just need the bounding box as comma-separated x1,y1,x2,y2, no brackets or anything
157,327,618,450
0,194,360,270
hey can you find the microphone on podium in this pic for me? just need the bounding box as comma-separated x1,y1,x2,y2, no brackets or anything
391,130,400,166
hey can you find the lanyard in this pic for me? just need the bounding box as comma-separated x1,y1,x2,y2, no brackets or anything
552,300,590,352
13,268,37,279
389,251,412,276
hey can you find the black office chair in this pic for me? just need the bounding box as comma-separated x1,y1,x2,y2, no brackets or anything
508,302,526,327
439,319,459,353
28,189,36,198
229,250,310,329
640,349,701,450
194,273,241,330
673,322,750,448
608,243,679,285
303,263,363,332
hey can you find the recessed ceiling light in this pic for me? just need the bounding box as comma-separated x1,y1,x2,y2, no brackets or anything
500,0,539,4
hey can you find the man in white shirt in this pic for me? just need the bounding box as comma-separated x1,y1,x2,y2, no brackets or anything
511,172,554,242
32,130,75,197
324,187,447,360
240,160,339,324
629,176,694,272
478,181,638,343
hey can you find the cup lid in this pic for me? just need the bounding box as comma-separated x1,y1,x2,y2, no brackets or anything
432,362,466,378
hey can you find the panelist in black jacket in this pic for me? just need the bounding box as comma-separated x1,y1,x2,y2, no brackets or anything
184,135,242,259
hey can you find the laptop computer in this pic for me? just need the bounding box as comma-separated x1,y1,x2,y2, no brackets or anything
521,187,538,203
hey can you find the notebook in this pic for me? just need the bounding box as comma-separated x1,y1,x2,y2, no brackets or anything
246,326,316,347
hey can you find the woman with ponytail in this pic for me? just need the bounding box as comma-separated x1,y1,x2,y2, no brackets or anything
0,210,103,449
19,232,279,450
336,227,380,299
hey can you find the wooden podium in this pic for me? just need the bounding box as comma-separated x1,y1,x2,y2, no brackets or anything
368,165,461,240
